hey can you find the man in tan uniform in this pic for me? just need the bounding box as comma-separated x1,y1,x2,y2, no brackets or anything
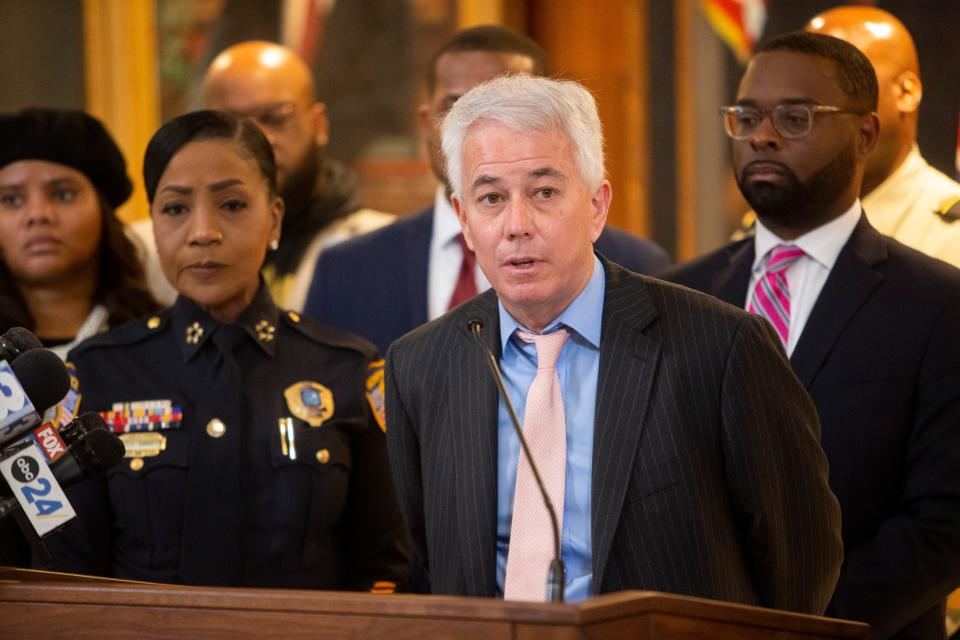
807,6,960,267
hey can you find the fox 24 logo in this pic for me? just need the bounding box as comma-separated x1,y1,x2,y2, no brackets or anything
0,447,76,536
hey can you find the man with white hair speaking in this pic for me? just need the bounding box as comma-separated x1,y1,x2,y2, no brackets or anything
385,75,842,611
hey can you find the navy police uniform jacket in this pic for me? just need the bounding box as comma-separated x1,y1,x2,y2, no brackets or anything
41,284,410,591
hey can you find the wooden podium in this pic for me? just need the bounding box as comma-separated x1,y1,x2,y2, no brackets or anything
0,568,869,639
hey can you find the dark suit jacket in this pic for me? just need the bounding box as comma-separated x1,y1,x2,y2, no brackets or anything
303,206,671,354
385,257,842,613
664,217,960,639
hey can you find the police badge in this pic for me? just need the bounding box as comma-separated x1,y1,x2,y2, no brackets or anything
283,381,334,427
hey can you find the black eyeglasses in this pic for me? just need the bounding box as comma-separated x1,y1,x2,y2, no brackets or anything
719,104,866,140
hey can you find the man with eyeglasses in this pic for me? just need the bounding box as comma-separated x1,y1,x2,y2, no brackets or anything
665,31,960,640
132,40,394,311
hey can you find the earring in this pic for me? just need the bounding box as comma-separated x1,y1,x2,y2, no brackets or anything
270,239,280,251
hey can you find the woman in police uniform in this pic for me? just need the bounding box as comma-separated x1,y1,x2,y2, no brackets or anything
43,111,409,591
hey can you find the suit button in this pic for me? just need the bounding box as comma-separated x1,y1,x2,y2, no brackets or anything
316,448,330,464
206,419,227,438
129,458,144,472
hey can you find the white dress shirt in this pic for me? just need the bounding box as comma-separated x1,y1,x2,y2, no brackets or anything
747,201,861,356
427,186,490,320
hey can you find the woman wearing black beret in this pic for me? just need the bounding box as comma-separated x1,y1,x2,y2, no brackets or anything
0,108,159,357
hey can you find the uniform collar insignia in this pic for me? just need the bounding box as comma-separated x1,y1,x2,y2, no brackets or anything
171,280,280,360
233,281,279,356
254,319,276,343
185,322,204,344
172,297,215,362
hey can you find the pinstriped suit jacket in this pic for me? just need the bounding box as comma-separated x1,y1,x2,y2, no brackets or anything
385,257,843,613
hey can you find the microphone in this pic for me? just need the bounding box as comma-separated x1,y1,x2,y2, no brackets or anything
0,327,42,362
0,349,71,447
7,402,105,465
467,319,565,603
59,411,111,448
0,422,125,530
47,421,125,487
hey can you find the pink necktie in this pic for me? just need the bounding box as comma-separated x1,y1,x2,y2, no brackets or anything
747,244,806,347
504,327,570,602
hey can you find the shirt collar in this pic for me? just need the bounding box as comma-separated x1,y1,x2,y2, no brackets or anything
499,255,604,352
172,279,280,362
753,200,861,273
432,185,463,248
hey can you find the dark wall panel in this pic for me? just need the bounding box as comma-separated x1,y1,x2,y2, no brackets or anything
0,0,84,113
647,1,677,258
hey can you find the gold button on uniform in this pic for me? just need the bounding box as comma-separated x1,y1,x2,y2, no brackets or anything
147,316,161,330
288,311,301,323
316,448,330,464
206,418,227,438
129,458,145,472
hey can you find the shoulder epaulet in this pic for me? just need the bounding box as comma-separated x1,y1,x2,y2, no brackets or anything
70,310,171,356
730,210,757,242
936,196,960,223
281,310,378,358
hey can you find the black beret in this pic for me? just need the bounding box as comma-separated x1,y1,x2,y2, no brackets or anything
0,108,133,208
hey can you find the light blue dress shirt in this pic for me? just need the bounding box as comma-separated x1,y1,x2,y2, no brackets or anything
495,256,603,601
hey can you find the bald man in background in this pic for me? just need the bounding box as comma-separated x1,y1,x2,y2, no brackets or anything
132,41,393,310
807,6,960,267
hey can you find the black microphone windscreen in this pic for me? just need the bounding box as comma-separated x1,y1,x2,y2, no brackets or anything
59,411,108,446
4,327,41,355
77,428,125,473
9,349,70,415
46,426,125,488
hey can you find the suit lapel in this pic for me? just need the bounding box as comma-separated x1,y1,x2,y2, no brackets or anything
405,208,433,327
710,240,754,306
447,291,500,596
790,216,886,387
591,260,661,592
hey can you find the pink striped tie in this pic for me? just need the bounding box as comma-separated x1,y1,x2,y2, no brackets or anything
747,244,806,347
504,327,570,602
